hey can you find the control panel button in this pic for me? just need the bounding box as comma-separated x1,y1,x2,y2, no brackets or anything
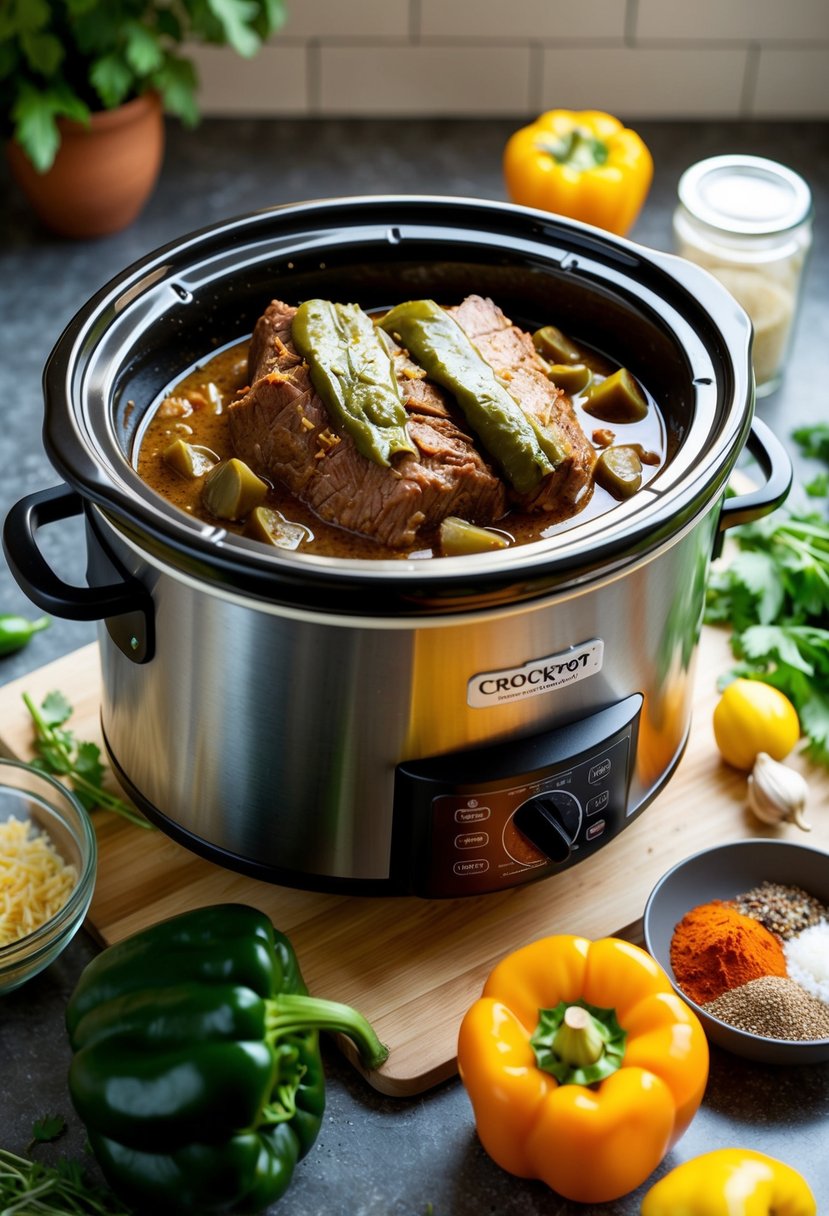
453,859,489,876
455,806,491,824
586,789,610,816
588,758,612,784
586,819,606,841
455,831,489,849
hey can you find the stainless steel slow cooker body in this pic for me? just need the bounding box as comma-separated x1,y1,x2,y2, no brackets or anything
4,197,791,896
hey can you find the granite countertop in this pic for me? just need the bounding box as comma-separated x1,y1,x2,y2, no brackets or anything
1,119,828,1215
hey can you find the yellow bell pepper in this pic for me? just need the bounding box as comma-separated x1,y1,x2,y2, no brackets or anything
503,109,653,235
457,935,708,1204
641,1148,817,1215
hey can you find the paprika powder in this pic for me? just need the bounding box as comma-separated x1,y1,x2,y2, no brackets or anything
670,900,787,1006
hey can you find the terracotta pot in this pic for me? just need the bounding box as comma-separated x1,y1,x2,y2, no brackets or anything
6,92,164,239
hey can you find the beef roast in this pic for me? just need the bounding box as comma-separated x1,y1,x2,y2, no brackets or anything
228,300,507,550
448,295,596,512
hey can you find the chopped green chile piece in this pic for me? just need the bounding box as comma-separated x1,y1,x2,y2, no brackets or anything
245,506,312,550
532,325,583,365
582,368,648,423
202,458,268,521
439,516,511,556
380,299,569,495
594,445,643,499
545,362,592,394
162,438,219,479
292,299,416,467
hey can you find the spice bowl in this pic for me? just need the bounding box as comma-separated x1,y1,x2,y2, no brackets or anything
643,839,829,1064
0,758,97,994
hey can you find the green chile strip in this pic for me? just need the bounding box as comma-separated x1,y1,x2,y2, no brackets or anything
380,299,568,494
292,299,416,466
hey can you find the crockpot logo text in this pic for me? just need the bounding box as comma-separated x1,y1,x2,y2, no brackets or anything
468,641,604,708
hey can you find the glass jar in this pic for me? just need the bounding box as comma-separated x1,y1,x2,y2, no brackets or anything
673,155,813,396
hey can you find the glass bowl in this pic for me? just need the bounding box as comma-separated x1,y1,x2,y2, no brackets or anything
0,758,97,993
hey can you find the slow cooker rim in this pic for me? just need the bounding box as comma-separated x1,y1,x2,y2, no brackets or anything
41,195,753,616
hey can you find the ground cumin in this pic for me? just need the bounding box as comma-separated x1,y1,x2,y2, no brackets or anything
670,899,787,1006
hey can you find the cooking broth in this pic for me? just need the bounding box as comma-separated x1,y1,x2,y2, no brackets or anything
135,309,666,560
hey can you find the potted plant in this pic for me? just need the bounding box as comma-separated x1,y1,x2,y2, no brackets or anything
1,0,285,238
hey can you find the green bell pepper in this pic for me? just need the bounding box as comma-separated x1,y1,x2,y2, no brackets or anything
66,904,389,1215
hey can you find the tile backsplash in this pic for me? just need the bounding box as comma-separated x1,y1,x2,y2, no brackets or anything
192,0,829,118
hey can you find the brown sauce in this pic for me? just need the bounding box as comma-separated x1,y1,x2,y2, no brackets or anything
135,329,666,560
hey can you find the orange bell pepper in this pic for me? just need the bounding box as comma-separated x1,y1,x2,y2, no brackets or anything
457,935,709,1204
503,109,653,236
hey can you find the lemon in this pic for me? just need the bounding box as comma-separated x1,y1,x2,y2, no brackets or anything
712,678,800,771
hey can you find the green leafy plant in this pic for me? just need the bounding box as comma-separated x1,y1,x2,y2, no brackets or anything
705,425,829,765
706,510,829,765
28,1115,67,1150
0,1148,130,1214
792,422,829,466
23,689,152,829
0,0,286,172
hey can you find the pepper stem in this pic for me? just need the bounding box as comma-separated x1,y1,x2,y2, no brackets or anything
265,993,389,1070
539,128,609,171
552,1004,606,1068
530,999,627,1086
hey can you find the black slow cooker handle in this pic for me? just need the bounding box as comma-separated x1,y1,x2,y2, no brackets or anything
2,484,154,663
718,417,792,532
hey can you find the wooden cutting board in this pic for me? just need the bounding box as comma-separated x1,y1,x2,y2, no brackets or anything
1,630,827,1095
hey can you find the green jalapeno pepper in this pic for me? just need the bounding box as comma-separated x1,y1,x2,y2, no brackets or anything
379,299,569,494
292,299,416,467
0,612,49,656
66,904,389,1215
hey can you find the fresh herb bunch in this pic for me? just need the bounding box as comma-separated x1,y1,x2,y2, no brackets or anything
793,423,829,498
23,690,152,829
0,1148,130,1214
706,426,829,765
793,422,829,465
0,0,286,172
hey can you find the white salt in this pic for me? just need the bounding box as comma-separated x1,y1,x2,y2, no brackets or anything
785,920,829,1004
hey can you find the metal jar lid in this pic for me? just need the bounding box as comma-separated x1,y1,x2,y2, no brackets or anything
677,155,812,236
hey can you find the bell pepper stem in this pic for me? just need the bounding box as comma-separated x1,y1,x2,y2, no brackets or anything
530,999,627,1086
553,1005,606,1067
266,993,389,1070
540,128,609,170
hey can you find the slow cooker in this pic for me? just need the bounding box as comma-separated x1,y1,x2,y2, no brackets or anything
3,196,791,897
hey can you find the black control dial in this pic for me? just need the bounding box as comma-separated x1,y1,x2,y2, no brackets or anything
513,790,583,863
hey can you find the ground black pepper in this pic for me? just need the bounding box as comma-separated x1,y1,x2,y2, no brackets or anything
703,975,829,1040
729,881,827,940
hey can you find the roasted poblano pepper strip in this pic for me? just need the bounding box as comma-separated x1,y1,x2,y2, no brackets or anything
292,298,416,466
66,903,389,1215
380,299,569,495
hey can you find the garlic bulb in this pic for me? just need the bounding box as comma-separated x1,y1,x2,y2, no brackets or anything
747,752,811,831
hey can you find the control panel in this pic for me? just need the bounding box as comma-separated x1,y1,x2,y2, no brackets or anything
393,694,642,898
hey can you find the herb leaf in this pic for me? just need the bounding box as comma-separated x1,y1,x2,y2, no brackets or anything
0,1146,130,1214
29,1114,66,1146
793,422,829,464
23,690,153,830
706,492,829,767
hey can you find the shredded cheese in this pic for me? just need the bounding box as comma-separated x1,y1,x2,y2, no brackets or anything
0,816,78,947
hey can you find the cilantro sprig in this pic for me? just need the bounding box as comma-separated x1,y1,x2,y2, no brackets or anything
23,690,152,830
706,499,829,765
0,1148,130,1214
792,422,829,464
